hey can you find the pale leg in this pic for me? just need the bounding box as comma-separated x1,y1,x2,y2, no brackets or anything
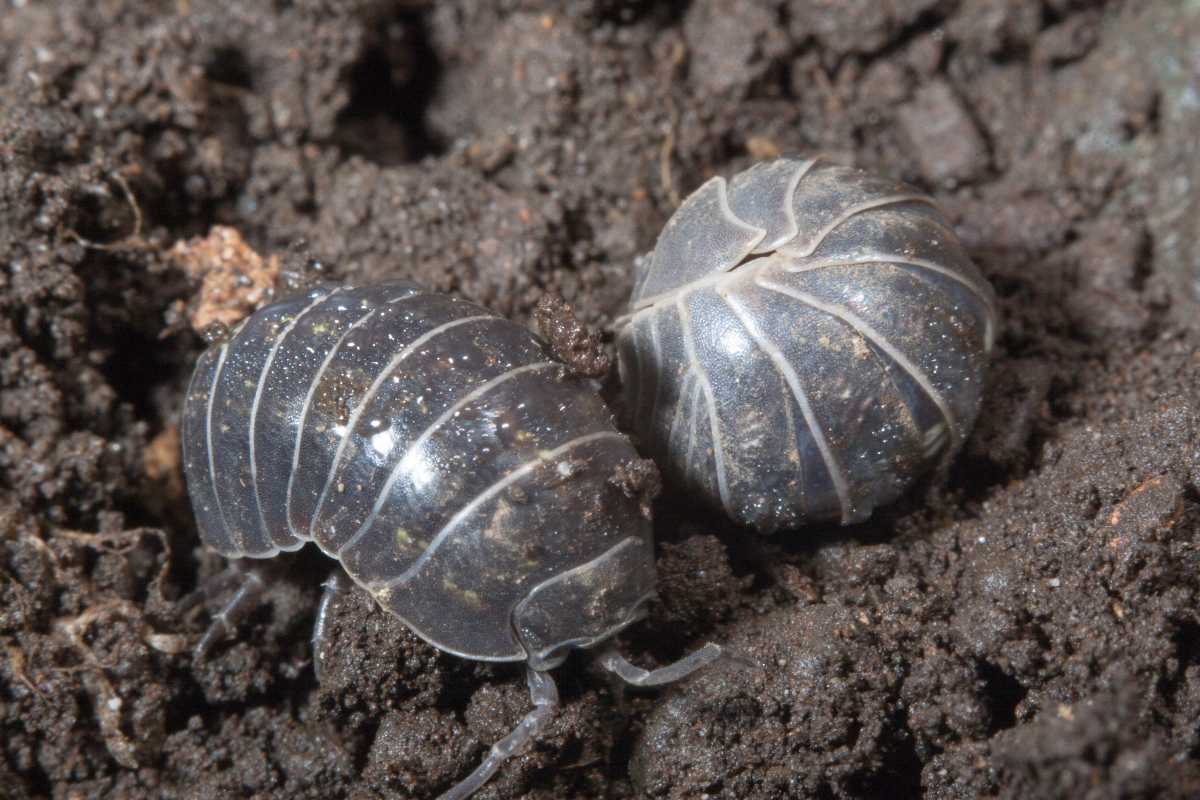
190,565,266,662
311,570,352,682
598,642,722,687
439,667,560,800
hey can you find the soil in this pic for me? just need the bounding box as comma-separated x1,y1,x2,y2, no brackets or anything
2,1,1199,799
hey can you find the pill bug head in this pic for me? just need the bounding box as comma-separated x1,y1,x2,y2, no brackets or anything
616,157,998,533
514,533,657,670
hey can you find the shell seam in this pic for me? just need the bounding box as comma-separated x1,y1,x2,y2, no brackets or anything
310,313,501,542
721,291,850,524
334,359,560,560
204,342,242,556
647,312,665,436
284,305,387,539
675,296,734,520
785,253,996,343
378,430,629,591
756,276,962,446
249,289,341,549
786,194,941,259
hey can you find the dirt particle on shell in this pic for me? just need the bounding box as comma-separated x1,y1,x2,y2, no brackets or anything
533,292,611,378
609,457,662,520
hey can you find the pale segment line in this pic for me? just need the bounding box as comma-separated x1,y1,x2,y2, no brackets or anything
204,341,242,555
620,255,769,321
907,215,1001,349
784,252,997,341
626,176,766,314
613,189,947,328
721,292,804,514
179,357,206,526
614,323,634,390
782,368,806,516
714,175,769,254
698,372,732,515
647,312,665,430
675,296,734,520
309,314,498,540
630,159,815,311
615,254,778,327
335,360,558,558
785,194,940,259
631,249,652,304
632,176,765,305
181,346,216,486
249,289,341,547
684,375,702,491
626,319,645,429
778,159,813,245
920,214,973,254
756,157,815,250
859,322,925,447
379,431,628,590
285,306,386,537
514,537,653,659
719,288,852,524
757,277,961,446
665,368,693,463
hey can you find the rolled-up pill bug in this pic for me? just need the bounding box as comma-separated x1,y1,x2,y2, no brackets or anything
180,281,721,800
616,158,998,533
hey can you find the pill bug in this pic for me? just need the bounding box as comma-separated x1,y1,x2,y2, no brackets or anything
180,281,720,800
615,158,997,533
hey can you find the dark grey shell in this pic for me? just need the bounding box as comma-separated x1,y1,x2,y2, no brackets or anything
181,282,654,666
616,158,997,533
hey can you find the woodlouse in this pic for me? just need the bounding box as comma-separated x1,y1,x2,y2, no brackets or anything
616,158,998,532
180,281,720,800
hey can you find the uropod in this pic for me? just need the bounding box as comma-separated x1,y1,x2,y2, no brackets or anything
616,158,997,533
180,281,720,800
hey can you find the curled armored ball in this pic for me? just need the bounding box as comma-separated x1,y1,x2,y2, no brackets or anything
616,158,998,533
180,281,720,800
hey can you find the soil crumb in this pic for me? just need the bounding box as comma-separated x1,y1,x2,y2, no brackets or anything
534,291,611,378
168,227,281,332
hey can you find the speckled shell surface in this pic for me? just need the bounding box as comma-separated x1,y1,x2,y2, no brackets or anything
181,282,654,663
617,158,997,533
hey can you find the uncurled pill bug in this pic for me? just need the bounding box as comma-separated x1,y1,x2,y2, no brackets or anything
179,281,721,800
615,158,998,533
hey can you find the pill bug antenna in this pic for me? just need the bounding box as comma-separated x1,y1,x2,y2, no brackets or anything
598,641,724,688
438,667,560,800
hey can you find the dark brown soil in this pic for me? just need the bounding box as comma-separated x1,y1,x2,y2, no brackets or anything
2,1,1199,798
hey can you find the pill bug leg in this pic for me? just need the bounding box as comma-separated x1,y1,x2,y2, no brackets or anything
188,564,266,662
598,642,723,687
439,667,560,800
177,563,244,615
311,570,352,682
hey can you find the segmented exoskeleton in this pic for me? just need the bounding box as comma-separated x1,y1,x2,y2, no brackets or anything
616,158,997,533
180,281,720,800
